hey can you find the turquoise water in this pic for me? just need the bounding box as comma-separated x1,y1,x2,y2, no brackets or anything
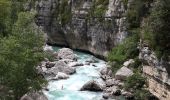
43,46,106,100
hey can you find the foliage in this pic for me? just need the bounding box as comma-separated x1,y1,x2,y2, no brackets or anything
107,32,139,62
0,11,46,99
0,0,11,36
143,0,170,59
57,0,72,25
124,73,146,90
44,51,56,62
126,0,149,29
134,89,151,100
90,0,109,17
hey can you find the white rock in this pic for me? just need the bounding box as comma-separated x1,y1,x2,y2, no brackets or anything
68,62,83,67
115,66,133,80
43,45,53,52
56,72,69,79
57,48,77,61
123,59,134,67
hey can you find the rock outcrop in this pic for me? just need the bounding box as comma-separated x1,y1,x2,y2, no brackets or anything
35,0,128,57
139,43,170,99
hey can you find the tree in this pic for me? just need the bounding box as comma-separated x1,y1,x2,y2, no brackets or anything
144,0,170,58
0,0,11,36
0,11,46,99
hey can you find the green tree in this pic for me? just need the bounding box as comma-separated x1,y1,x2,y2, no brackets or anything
0,11,46,99
0,0,11,36
145,0,170,58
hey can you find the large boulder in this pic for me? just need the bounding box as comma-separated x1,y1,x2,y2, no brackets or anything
20,91,48,100
48,60,76,75
57,48,77,61
80,80,103,91
100,66,113,80
115,67,133,80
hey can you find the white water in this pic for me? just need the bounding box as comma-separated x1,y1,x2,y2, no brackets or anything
43,47,106,100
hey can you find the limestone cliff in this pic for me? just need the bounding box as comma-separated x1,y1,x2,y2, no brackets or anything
35,0,127,57
139,42,170,100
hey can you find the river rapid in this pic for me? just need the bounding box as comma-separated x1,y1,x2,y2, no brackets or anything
43,46,106,100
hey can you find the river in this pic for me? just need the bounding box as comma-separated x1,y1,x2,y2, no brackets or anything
43,46,106,100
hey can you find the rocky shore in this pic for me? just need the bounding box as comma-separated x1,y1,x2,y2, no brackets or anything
31,45,137,100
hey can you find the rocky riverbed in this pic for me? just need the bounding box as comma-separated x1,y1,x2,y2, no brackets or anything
27,45,135,100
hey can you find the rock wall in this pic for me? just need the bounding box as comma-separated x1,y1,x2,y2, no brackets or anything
139,42,170,100
35,0,127,57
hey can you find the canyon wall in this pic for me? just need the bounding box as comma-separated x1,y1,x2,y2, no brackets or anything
35,0,127,57
139,43,170,100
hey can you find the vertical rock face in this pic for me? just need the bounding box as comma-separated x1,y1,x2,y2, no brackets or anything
139,43,170,99
35,0,127,57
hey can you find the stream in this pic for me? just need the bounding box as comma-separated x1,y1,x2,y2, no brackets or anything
43,46,106,100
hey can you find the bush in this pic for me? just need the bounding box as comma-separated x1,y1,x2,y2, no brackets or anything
0,11,46,99
124,73,146,90
143,0,170,59
107,33,139,62
134,89,151,100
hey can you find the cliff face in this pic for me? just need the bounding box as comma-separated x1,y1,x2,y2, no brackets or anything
35,0,127,57
139,42,170,100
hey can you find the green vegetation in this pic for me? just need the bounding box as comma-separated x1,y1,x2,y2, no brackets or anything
90,0,109,17
57,0,72,26
124,73,146,90
0,11,46,100
0,0,46,99
107,33,139,73
124,73,150,99
0,0,11,36
143,0,170,59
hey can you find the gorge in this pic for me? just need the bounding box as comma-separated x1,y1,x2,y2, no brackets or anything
0,0,170,100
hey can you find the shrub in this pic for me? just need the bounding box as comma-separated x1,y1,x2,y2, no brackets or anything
134,89,151,100
143,0,170,59
124,73,146,90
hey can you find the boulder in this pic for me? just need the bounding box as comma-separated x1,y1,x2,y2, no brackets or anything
43,45,53,53
115,66,133,80
20,91,48,100
57,48,77,61
102,93,110,99
105,79,117,87
122,92,134,100
100,67,113,80
80,80,103,91
68,62,83,67
85,57,98,63
47,60,76,76
123,59,135,67
110,86,121,96
46,61,55,68
56,72,69,79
